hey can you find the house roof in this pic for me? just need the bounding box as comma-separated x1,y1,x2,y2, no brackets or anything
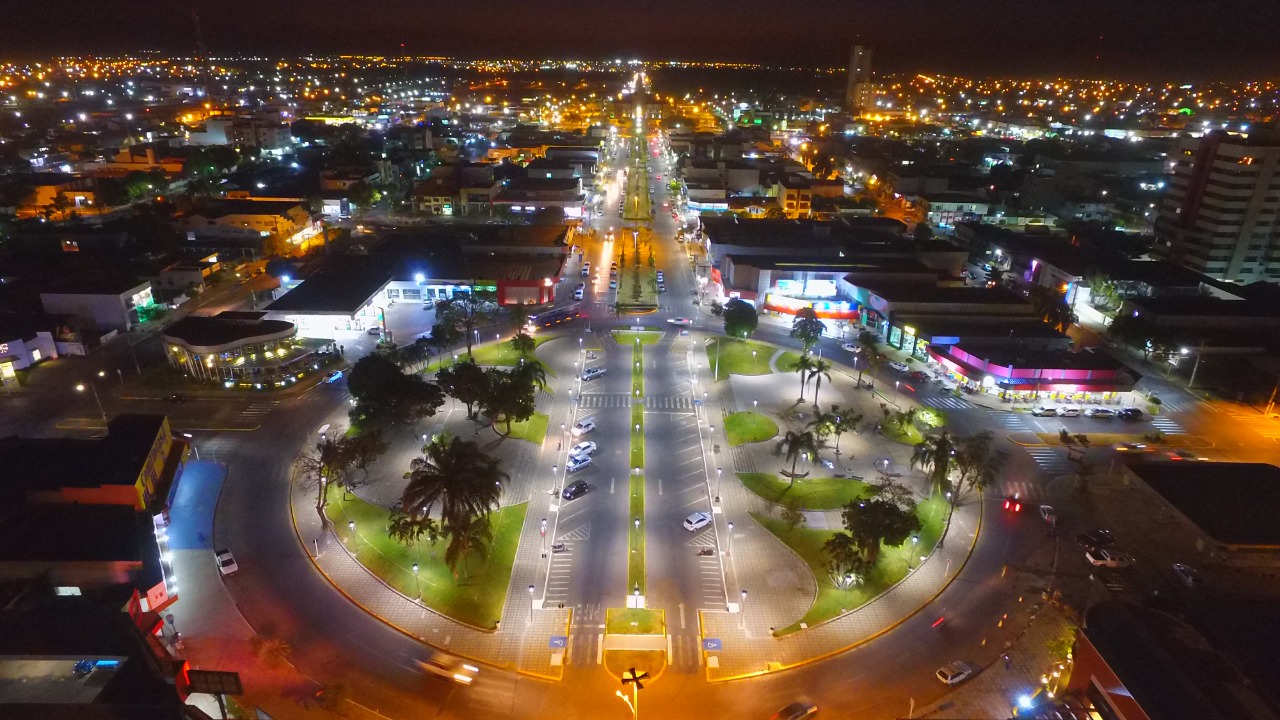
0,414,166,494
1127,462,1280,546
264,264,392,315
160,312,294,349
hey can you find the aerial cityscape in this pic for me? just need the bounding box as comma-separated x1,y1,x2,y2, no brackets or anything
2,6,1280,720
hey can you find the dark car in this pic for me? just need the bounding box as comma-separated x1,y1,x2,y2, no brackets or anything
562,480,590,501
1117,407,1144,421
1076,530,1116,552
908,370,929,382
164,393,189,404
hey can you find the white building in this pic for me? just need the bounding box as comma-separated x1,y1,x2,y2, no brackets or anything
40,280,154,332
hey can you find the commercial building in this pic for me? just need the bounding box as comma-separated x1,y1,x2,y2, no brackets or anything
929,342,1136,401
845,45,874,114
161,311,326,387
39,277,155,332
174,199,317,247
1153,128,1280,283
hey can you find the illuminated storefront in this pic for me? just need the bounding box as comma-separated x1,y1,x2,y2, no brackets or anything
928,343,1137,401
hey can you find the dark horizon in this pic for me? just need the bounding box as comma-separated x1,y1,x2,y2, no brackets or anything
3,0,1280,82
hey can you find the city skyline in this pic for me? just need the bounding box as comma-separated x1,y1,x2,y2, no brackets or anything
4,0,1280,80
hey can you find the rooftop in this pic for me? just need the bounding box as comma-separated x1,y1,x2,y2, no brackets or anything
1128,296,1280,318
161,311,295,349
187,199,307,219
0,414,167,495
0,504,148,563
851,279,1031,306
1127,462,1280,546
264,264,392,315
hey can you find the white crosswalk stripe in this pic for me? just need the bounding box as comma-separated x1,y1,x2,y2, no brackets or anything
922,396,971,410
987,410,1031,430
1002,480,1038,501
1154,399,1195,413
238,401,278,421
644,395,693,410
1026,447,1072,475
1227,412,1280,439
1149,418,1185,433
577,393,635,409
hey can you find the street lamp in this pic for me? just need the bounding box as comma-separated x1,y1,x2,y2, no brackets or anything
739,589,748,628
894,380,900,404
715,466,723,501
74,381,107,420
727,521,734,556
528,584,535,622
182,432,199,460
412,562,420,599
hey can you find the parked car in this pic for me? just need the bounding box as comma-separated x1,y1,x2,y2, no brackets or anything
1172,562,1204,587
1031,405,1058,417
571,419,596,436
770,703,819,720
415,652,480,684
1056,406,1082,417
1118,407,1144,421
609,279,618,289
667,317,693,326
888,360,910,373
1086,549,1135,568
841,342,861,353
366,326,382,335
562,480,590,501
935,661,974,685
582,367,607,381
566,454,593,473
215,549,239,576
324,370,344,383
1076,530,1116,551
1085,407,1116,418
570,441,597,457
683,511,712,532
1038,505,1058,525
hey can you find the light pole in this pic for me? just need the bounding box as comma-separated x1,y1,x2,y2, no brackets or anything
715,466,723,502
894,380,900,404
528,584,535,623
739,589,748,629
551,464,559,495
182,433,199,460
412,562,420,600
75,380,107,420
727,521,734,556
540,517,547,555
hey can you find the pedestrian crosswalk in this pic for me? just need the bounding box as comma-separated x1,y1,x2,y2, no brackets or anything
1227,412,1280,439
1002,480,1039,502
577,393,636,409
921,396,972,410
573,393,694,411
987,410,1031,431
1149,417,1185,434
238,401,277,423
1152,398,1196,413
1026,447,1072,476
565,629,709,667
645,395,693,411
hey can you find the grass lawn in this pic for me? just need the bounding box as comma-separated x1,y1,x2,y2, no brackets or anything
704,338,805,381
738,472,873,510
775,350,806,373
612,330,663,346
630,404,645,470
724,411,779,446
630,343,645,397
326,487,527,630
504,412,549,444
425,336,554,373
629,471,645,594
603,650,666,682
882,422,925,446
616,265,659,310
606,608,666,635
752,493,949,635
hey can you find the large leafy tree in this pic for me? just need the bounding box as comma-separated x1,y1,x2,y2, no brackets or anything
841,498,921,565
435,360,491,419
387,511,441,561
436,291,498,356
807,357,833,408
944,431,1008,546
292,427,385,524
481,367,538,435
821,405,862,456
1029,285,1075,332
400,434,507,531
427,321,463,355
855,333,880,385
347,354,446,428
722,298,758,339
910,431,958,495
824,532,872,589
774,430,819,486
790,307,826,353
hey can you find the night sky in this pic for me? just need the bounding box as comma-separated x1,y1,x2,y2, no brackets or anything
4,0,1279,80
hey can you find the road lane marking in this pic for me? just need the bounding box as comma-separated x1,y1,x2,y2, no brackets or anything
597,634,604,664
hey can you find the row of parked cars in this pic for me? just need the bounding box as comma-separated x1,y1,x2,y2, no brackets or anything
1031,405,1144,420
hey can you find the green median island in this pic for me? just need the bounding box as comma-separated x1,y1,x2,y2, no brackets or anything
705,338,804,381
738,472,873,510
751,493,949,636
627,339,647,595
724,411,778,447
325,485,527,630
606,607,666,635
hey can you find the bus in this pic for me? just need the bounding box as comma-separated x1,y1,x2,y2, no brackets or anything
525,303,583,333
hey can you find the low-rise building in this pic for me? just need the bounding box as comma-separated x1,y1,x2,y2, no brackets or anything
161,311,322,387
39,278,155,332
174,199,317,248
411,177,459,216
0,316,59,375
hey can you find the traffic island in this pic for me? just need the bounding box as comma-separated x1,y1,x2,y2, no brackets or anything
324,485,528,631
705,338,803,381
603,609,668,685
626,338,648,602
738,472,873,510
424,334,554,373
750,493,948,635
724,411,779,447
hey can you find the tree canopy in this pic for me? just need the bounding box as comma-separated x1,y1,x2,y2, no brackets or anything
840,498,921,565
347,354,445,427
790,307,826,352
722,298,758,339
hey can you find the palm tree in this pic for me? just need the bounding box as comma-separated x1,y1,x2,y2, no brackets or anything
388,511,441,559
510,358,548,393
400,434,507,531
910,431,957,495
793,354,815,402
807,409,839,443
807,357,832,407
856,336,881,386
509,331,536,358
828,405,862,456
443,514,493,579
774,430,819,487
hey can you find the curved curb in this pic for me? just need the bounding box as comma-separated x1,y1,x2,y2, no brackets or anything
702,491,985,683
286,474,567,682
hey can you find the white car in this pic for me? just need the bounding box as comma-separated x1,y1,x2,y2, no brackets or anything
215,549,239,576
935,661,974,685
683,511,712,532
1172,562,1204,588
1086,549,1135,568
1039,505,1057,525
570,441,598,457
582,367,607,381
415,653,480,685
573,288,584,300
1085,407,1116,418
841,342,861,353
667,317,693,326
888,360,911,373
1056,406,1082,417
566,454,593,473
572,419,596,436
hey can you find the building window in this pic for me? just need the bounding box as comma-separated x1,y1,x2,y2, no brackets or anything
386,288,400,299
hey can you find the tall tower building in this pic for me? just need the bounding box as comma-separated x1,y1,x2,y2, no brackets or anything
1154,128,1280,284
845,45,874,115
